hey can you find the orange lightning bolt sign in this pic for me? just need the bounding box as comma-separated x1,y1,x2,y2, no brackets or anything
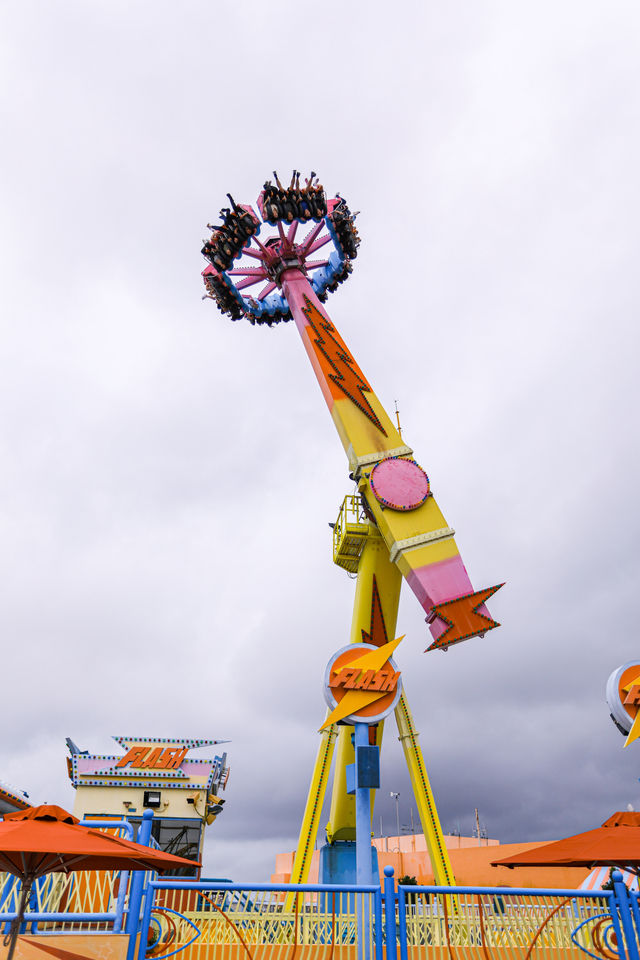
302,296,387,435
426,584,504,652
321,635,404,730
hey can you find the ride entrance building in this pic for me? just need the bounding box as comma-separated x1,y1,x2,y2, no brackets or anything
66,736,229,875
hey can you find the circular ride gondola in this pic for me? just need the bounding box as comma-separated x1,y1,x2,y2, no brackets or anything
201,171,360,325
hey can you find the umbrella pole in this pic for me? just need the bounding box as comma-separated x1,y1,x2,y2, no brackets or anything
4,876,33,960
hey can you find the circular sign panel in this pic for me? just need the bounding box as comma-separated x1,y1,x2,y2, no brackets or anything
370,457,430,512
323,642,402,727
606,661,640,743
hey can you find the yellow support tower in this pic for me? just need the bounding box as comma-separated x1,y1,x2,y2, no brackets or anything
286,720,338,897
326,512,400,844
292,495,457,889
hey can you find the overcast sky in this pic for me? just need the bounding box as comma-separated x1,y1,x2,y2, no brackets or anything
1,0,639,881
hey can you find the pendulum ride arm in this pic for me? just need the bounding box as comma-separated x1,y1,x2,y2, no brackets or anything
202,180,501,894
276,266,496,888
279,269,502,651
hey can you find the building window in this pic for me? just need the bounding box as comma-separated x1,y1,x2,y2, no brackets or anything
130,818,202,877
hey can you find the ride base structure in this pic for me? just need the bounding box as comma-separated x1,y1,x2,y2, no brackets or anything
202,173,503,892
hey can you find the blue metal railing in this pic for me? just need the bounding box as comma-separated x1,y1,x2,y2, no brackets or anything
140,878,383,960
615,874,640,960
135,870,640,960
3,825,640,960
79,817,134,935
394,873,640,960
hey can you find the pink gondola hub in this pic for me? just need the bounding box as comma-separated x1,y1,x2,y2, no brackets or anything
369,458,431,512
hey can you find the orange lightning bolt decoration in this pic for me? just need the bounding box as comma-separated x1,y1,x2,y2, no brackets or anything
302,296,387,435
321,635,404,730
361,576,388,648
426,584,504,652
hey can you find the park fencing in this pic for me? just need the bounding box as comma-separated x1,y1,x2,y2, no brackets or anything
2,863,640,960
143,882,381,960
137,871,640,960
397,883,626,960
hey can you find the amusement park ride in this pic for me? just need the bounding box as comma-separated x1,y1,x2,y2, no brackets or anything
201,173,503,890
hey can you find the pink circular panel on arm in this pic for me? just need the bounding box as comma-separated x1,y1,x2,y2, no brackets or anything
370,458,431,511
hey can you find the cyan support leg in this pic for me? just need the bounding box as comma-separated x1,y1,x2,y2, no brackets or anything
383,866,398,960
137,878,157,960
354,723,375,887
126,809,153,960
612,869,640,960
354,722,380,960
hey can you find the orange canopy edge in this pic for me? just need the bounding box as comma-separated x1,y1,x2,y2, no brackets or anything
492,812,640,869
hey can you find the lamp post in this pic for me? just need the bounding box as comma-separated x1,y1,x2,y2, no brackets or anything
390,792,400,840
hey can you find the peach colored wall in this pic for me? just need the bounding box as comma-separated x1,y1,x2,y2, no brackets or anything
375,840,588,888
271,836,589,889
0,934,128,960
373,834,499,854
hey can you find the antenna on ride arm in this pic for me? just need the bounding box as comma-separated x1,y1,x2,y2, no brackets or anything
394,400,402,439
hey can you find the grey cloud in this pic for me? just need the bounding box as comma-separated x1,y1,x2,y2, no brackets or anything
1,0,639,882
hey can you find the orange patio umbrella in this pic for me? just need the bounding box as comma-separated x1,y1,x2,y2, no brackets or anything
492,812,640,871
0,805,198,960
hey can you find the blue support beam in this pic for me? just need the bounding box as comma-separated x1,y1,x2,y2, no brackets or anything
126,809,153,960
354,724,375,887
